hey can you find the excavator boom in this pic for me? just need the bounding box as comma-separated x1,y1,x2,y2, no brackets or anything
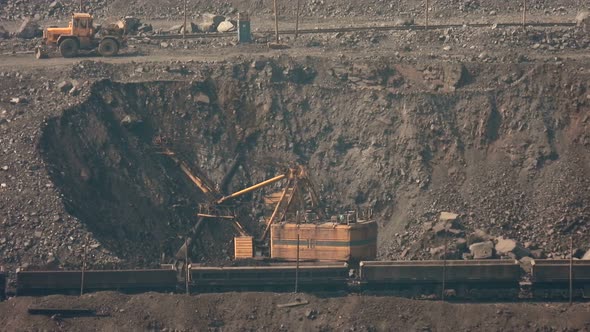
216,174,287,204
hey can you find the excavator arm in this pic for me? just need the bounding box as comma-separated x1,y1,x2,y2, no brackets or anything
161,148,220,202
216,173,287,205
159,145,325,260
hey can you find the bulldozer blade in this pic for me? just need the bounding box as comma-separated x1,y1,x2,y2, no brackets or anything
35,47,48,59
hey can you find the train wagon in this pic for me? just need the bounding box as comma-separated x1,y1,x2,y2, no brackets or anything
359,260,522,299
0,266,5,300
190,263,349,291
531,259,590,299
16,267,178,295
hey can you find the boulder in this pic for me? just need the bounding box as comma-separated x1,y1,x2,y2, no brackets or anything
443,63,468,89
583,249,590,260
217,20,236,33
455,238,468,251
467,229,492,245
57,81,73,93
469,241,494,259
462,252,474,260
576,11,589,32
138,23,153,33
203,13,225,26
432,221,448,234
530,249,546,259
439,212,459,221
393,16,414,26
198,13,225,32
495,237,531,259
447,228,463,236
197,22,215,33
181,22,199,34
194,92,210,104
10,97,26,104
0,25,9,39
168,24,183,33
429,246,445,256
16,18,42,39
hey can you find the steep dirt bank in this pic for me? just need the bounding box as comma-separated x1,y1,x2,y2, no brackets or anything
1,292,589,331
30,57,590,267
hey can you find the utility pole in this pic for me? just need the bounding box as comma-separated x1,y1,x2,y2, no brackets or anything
185,238,190,295
569,235,573,304
183,0,187,39
522,0,527,29
442,230,447,300
295,233,300,293
425,0,429,30
273,0,280,44
80,243,87,296
295,0,301,39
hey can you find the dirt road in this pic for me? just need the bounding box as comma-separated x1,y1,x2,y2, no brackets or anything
1,292,589,331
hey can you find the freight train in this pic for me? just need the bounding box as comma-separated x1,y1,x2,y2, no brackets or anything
2,259,589,301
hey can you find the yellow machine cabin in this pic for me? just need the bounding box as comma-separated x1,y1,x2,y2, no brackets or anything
44,13,94,45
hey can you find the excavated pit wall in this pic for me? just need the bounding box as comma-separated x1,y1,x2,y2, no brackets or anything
38,59,590,265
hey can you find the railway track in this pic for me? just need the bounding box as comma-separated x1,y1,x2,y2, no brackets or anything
2,259,590,301
147,21,577,40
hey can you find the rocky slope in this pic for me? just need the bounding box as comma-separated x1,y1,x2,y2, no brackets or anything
0,50,589,271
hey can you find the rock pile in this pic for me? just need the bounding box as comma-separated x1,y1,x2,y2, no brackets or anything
0,26,9,39
15,17,42,39
164,14,237,35
0,0,108,20
576,11,590,32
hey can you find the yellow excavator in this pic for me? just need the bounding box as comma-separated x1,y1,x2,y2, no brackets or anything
161,148,324,257
161,146,377,263
35,13,126,59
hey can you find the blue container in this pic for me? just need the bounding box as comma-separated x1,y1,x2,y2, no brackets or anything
238,13,252,43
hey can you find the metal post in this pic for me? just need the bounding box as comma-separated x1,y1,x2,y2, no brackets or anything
80,0,83,11
183,0,187,39
295,233,300,293
185,238,190,295
295,0,301,39
522,0,527,29
273,0,280,44
569,235,573,304
80,244,87,296
425,0,429,30
442,231,447,300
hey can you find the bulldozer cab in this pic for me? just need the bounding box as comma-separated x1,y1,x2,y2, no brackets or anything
71,13,93,37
